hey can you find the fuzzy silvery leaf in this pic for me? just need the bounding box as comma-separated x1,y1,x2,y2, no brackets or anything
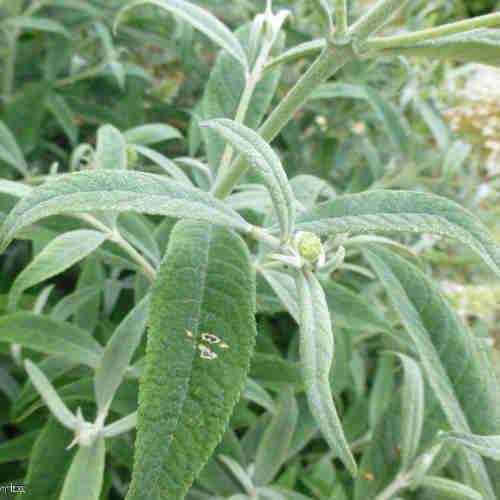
0,179,32,198
8,229,108,310
242,378,276,414
59,434,106,500
368,355,395,429
5,16,70,37
127,221,257,500
419,476,482,500
124,123,182,145
295,269,357,476
254,387,298,486
46,93,78,145
294,190,500,278
24,360,77,431
264,39,325,71
103,412,137,438
364,245,500,498
94,21,125,89
381,29,500,67
392,352,425,470
94,296,149,414
439,432,500,461
0,170,251,252
0,314,103,367
202,118,294,241
115,0,248,71
95,124,127,170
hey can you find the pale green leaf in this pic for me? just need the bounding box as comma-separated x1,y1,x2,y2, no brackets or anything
0,431,38,464
392,352,425,470
381,29,500,67
294,190,500,278
202,118,294,241
132,145,191,183
24,359,77,430
419,476,482,500
50,285,102,322
0,313,103,367
295,269,357,476
127,221,257,499
254,388,298,485
0,179,32,198
115,0,248,70
94,296,149,413
9,229,107,310
0,120,27,175
124,123,182,145
264,39,326,71
95,124,127,170
59,435,106,500
46,93,78,145
0,170,250,252
440,432,500,461
103,412,137,438
242,378,276,414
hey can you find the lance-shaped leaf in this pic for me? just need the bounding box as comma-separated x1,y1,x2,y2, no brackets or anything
439,432,500,461
124,123,182,145
59,435,106,500
24,360,78,431
94,296,149,414
8,229,108,310
132,145,191,184
0,313,103,367
5,16,70,37
364,245,500,498
95,124,127,170
202,119,294,241
0,431,38,464
103,412,137,438
294,190,500,278
264,39,326,71
0,170,250,253
115,0,248,71
419,476,482,500
379,29,500,67
295,269,357,476
0,120,28,175
127,221,257,500
254,388,298,486
391,352,425,470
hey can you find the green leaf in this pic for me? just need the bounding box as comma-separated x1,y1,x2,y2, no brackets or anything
50,286,102,322
103,412,137,438
0,431,38,464
0,313,103,367
124,123,182,145
9,229,107,310
264,39,325,71
59,435,106,500
24,417,75,500
0,170,250,253
127,220,257,500
95,124,127,170
419,476,482,500
439,432,500,461
381,29,500,67
294,190,500,278
295,269,357,476
132,145,191,184
254,388,299,486
94,296,149,414
24,360,77,431
0,120,27,175
392,352,425,470
364,245,500,498
94,21,125,89
115,0,248,70
242,378,276,414
46,93,78,145
5,16,70,37
202,118,294,241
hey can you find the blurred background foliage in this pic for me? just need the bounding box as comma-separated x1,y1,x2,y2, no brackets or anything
0,0,500,498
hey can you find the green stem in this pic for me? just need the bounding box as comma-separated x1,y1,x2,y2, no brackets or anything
335,0,348,38
374,473,410,500
54,60,109,88
213,43,355,199
79,214,157,281
367,11,500,50
2,31,17,104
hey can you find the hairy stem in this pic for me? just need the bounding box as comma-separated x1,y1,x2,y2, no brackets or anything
367,11,500,50
79,214,157,281
374,473,410,500
335,0,348,38
213,43,355,199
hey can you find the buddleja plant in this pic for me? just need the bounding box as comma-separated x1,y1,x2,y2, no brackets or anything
2,0,500,499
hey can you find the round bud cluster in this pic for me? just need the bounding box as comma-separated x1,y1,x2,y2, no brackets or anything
295,231,323,262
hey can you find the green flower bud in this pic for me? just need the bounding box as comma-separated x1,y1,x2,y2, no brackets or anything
295,231,323,261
